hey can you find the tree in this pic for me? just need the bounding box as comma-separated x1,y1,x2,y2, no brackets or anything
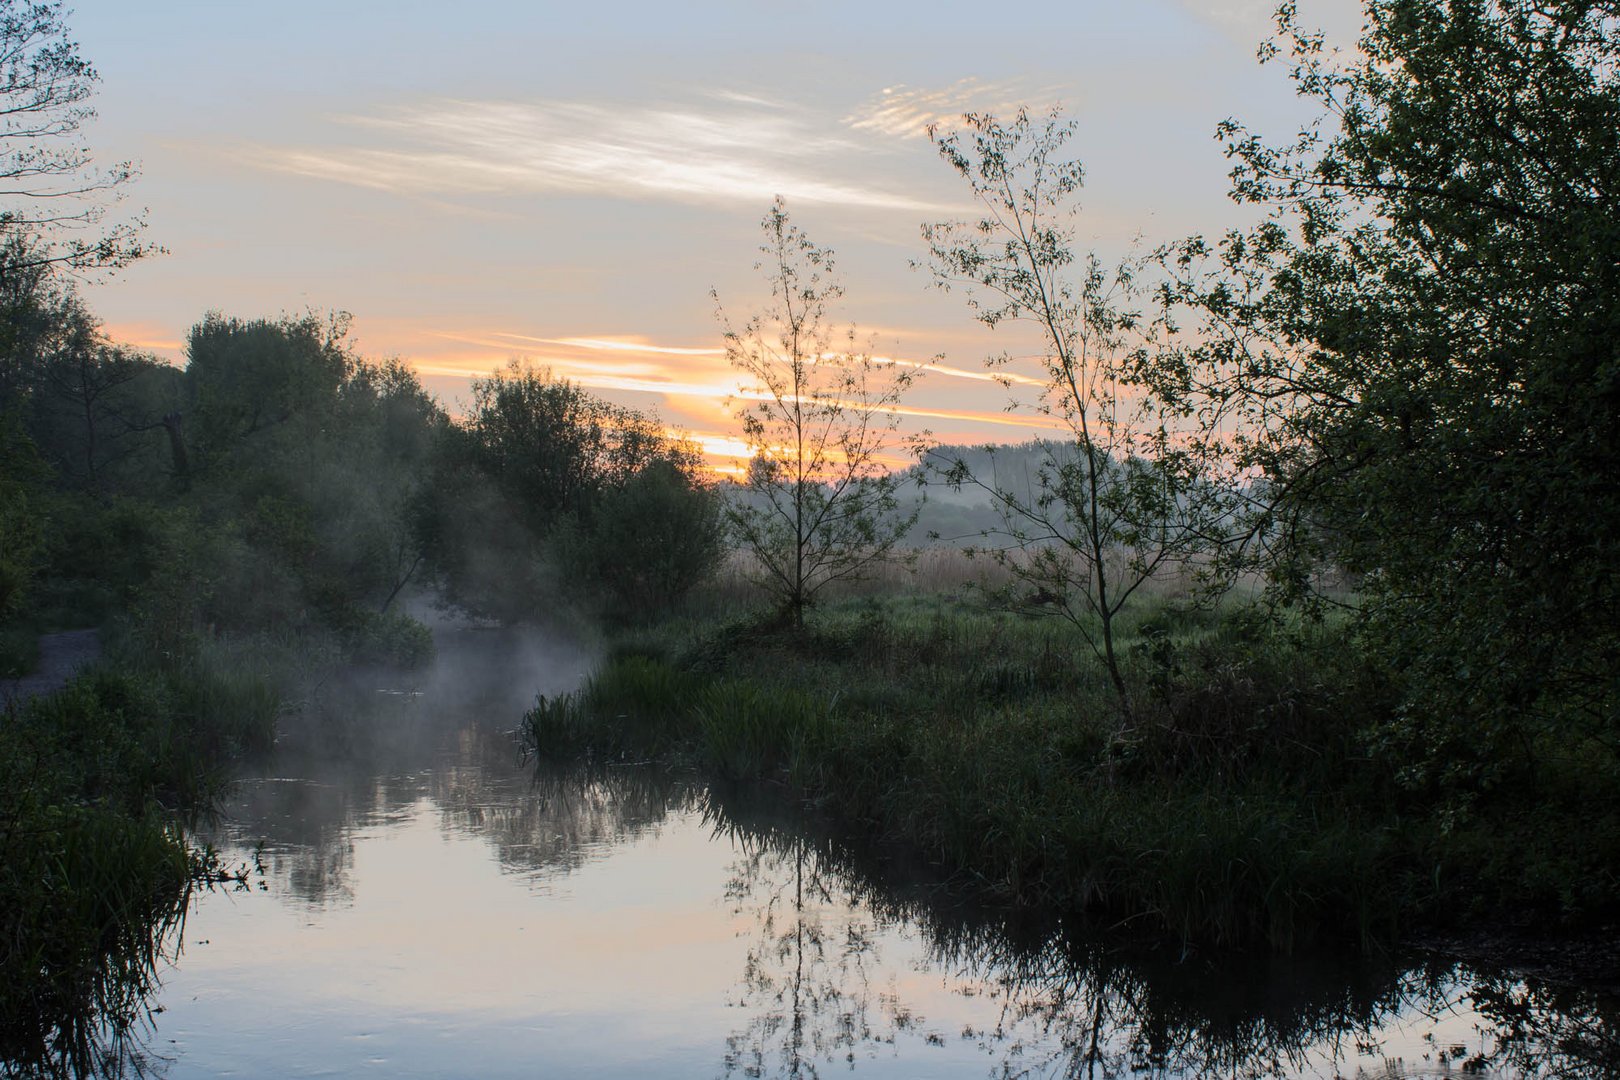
717,199,917,628
0,414,45,619
461,360,673,526
30,298,162,491
553,457,725,621
0,0,151,274
336,356,445,612
921,111,1234,709
1156,0,1620,788
422,361,718,623
185,311,352,457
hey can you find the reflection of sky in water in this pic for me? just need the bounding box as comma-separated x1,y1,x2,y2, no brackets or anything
148,763,1601,1079
160,802,757,1077
138,639,1613,1080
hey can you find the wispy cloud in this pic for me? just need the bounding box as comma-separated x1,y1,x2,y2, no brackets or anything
407,331,1065,437
1172,0,1275,35
235,96,948,211
1171,0,1364,47
844,77,1065,140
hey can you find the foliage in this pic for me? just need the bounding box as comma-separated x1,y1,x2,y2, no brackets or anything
26,298,173,493
0,0,153,274
425,360,720,623
0,664,260,1078
464,360,675,521
333,607,435,669
921,111,1236,709
718,199,917,627
185,311,352,458
552,457,726,622
0,414,45,619
1155,0,1620,798
523,596,1434,947
542,588,1620,945
1,237,177,497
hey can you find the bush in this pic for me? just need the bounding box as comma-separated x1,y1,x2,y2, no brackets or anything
337,608,435,669
0,664,235,1074
554,458,725,623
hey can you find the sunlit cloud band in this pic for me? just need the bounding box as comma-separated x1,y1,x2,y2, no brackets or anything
235,96,953,210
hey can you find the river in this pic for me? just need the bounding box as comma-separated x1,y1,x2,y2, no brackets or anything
71,628,1620,1078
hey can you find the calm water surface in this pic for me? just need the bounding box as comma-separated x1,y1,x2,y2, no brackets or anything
123,631,1616,1078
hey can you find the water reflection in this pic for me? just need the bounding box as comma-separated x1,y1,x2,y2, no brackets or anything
0,884,184,1080
1,859,259,1080
215,717,691,908
706,800,1620,1078
720,839,894,1077
9,629,1618,1078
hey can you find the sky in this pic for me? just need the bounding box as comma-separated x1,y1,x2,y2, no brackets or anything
65,0,1364,472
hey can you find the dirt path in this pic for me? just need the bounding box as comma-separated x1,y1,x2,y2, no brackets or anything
0,629,101,710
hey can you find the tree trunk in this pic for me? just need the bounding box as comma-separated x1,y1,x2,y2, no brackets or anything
162,411,190,491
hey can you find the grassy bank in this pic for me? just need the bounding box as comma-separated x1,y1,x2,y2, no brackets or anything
524,592,1620,949
0,649,278,1075
0,605,432,1075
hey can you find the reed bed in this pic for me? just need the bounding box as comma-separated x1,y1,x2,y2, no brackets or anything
523,593,1417,948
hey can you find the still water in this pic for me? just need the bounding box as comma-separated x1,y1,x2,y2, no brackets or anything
126,631,1619,1077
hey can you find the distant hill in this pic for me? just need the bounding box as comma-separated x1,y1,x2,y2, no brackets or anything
715,440,1086,548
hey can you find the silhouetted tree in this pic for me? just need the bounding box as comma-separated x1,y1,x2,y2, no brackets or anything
922,111,1235,709
718,199,916,628
0,0,153,274
1156,0,1620,793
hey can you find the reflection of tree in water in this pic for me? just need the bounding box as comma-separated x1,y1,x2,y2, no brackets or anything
217,776,358,907
717,825,897,1079
1468,976,1620,1078
705,793,1620,1080
926,927,1414,1078
918,921,1620,1079
18,714,1620,1080
207,676,697,907
432,753,697,879
201,623,598,905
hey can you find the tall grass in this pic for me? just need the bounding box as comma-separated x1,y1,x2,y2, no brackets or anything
0,658,274,1076
522,593,1418,947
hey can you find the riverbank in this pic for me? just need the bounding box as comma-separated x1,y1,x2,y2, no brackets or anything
524,593,1620,951
0,616,374,1075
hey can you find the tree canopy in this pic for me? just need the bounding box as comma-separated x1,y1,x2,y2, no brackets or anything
0,0,151,274
1158,0,1620,792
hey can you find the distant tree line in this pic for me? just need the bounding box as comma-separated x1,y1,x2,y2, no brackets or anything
1,286,725,665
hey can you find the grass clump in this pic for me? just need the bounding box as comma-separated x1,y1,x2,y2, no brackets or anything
524,655,705,761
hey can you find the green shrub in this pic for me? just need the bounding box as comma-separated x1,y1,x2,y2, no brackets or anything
337,608,435,669
0,623,39,679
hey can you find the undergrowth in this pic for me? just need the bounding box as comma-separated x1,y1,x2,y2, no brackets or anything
0,660,272,1076
523,594,1620,949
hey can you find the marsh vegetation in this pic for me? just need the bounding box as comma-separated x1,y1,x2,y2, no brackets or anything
3,0,1620,1074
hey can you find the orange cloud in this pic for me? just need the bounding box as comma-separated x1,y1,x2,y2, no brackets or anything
101,321,185,362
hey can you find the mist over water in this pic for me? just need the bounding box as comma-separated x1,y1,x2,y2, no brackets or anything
88,624,1613,1079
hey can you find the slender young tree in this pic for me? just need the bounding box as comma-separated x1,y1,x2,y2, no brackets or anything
717,199,916,628
922,111,1235,710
